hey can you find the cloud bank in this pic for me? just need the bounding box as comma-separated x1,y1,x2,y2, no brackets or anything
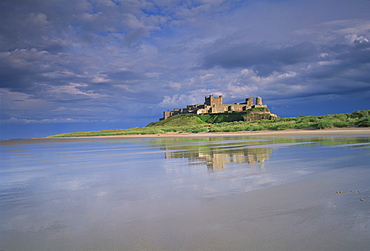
1,0,370,137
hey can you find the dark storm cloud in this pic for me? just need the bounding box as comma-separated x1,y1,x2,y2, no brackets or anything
0,66,37,91
200,32,370,101
0,48,89,96
337,42,370,69
307,42,370,82
0,0,160,96
201,42,317,76
0,0,81,51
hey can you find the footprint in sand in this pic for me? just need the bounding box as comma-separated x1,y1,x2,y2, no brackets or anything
336,190,361,194
336,191,367,202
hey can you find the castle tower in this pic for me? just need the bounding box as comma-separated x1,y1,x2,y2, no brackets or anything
205,95,223,106
256,97,263,106
246,98,254,107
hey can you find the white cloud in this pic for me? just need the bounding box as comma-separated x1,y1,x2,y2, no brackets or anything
27,13,49,26
91,76,110,83
239,69,297,85
345,34,369,44
48,83,106,98
158,94,202,108
295,19,370,45
319,53,329,58
5,117,87,124
317,60,340,66
114,84,135,93
222,68,302,100
200,73,214,81
166,81,182,90
0,48,48,68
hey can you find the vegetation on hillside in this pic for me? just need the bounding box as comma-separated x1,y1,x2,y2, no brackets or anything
48,110,370,137
147,108,275,126
147,114,207,127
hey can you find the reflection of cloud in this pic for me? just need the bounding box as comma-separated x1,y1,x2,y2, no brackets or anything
52,175,103,192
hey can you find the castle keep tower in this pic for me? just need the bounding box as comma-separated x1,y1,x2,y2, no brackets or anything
246,98,254,107
205,95,223,106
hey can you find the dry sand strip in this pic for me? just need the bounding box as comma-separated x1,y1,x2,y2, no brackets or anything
58,127,370,140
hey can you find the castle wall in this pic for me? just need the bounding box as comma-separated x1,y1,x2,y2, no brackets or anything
161,95,269,120
227,104,248,112
209,105,227,113
197,109,207,114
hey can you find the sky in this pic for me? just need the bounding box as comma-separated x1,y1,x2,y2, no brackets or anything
1,0,370,139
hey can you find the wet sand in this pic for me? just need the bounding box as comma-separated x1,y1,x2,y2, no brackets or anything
1,134,369,250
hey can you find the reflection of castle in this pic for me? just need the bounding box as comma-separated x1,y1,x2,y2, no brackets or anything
165,147,271,170
161,95,278,120
200,149,271,169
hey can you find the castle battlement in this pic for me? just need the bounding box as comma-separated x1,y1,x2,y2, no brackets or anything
160,95,270,120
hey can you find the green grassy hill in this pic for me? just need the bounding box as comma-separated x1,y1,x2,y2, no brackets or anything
48,110,370,137
148,108,276,126
147,114,207,127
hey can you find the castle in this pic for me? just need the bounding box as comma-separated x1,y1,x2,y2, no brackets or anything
161,95,274,120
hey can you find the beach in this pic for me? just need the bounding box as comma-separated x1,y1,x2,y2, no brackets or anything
1,130,370,250
54,127,370,140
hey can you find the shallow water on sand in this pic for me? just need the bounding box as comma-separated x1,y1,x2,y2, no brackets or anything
1,136,370,250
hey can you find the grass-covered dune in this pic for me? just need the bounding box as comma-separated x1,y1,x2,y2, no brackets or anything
147,107,277,126
48,110,370,137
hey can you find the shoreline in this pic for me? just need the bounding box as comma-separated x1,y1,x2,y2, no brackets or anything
51,127,370,139
1,128,370,145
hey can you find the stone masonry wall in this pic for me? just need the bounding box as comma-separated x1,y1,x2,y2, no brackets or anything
161,95,270,120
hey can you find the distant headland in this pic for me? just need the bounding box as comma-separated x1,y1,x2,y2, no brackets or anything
47,97,370,138
161,95,279,121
